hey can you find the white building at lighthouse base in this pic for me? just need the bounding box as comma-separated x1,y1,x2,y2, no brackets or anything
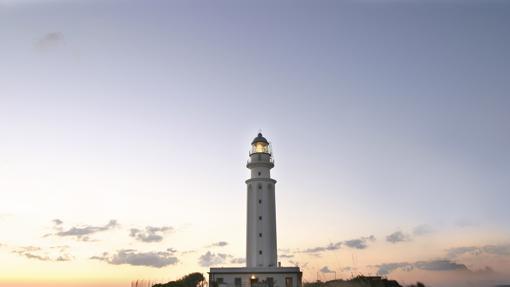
209,267,302,287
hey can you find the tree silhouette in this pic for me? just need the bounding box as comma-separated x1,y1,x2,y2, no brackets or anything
153,272,206,287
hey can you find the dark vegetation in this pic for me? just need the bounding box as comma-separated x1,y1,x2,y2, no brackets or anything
153,273,424,287
304,276,425,287
153,272,206,287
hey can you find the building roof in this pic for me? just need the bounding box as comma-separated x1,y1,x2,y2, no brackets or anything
210,267,301,274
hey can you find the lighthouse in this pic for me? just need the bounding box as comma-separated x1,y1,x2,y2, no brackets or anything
246,133,277,268
209,133,302,287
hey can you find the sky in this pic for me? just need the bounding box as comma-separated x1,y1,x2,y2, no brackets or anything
1,0,510,287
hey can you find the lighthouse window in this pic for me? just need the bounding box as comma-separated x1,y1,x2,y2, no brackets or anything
259,233,262,237
259,216,262,220
259,199,262,204
258,185,262,190
258,172,261,176
259,250,262,255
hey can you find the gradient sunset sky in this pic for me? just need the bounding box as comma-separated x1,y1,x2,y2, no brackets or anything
1,0,509,287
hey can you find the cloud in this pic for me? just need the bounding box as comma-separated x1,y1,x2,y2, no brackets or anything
472,266,495,275
230,258,246,264
383,226,431,244
12,245,72,262
386,231,411,243
35,32,64,50
320,266,335,273
482,244,510,256
376,260,468,276
91,249,178,268
344,235,376,249
53,219,63,225
300,235,375,253
198,251,232,267
301,246,330,253
12,246,49,261
300,242,343,253
446,246,480,258
377,262,414,275
208,241,228,248
301,247,325,253
413,224,434,236
129,226,174,243
455,218,477,228
51,220,119,241
447,244,510,258
414,260,468,271
344,239,367,249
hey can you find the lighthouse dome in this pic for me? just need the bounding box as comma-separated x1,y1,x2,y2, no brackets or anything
251,133,269,145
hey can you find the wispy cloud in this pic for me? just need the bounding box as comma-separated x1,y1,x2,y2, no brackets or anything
446,246,481,258
53,219,63,225
12,245,72,262
376,262,414,275
49,219,119,241
455,218,477,228
385,225,432,244
447,244,510,258
208,241,228,248
13,246,49,261
198,251,232,267
300,235,375,253
35,32,64,50
320,266,335,273
91,249,178,268
414,260,468,271
376,259,468,275
344,236,375,249
483,244,510,256
129,226,174,243
230,257,245,264
386,231,411,244
413,224,434,236
300,245,337,253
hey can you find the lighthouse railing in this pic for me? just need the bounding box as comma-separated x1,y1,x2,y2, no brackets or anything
247,157,274,165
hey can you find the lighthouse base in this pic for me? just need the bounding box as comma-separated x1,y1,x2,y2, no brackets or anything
209,267,302,287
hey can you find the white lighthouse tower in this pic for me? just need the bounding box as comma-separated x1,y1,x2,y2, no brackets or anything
209,133,302,287
246,133,277,268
